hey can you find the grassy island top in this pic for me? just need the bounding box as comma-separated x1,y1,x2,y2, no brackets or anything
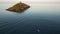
7,2,30,12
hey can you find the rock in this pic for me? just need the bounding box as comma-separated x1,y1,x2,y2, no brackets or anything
6,2,30,13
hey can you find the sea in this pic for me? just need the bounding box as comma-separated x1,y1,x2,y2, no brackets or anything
0,1,60,34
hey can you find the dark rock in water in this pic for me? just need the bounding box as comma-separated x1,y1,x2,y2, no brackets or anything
6,2,30,13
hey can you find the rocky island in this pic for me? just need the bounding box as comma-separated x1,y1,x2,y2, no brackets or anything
6,2,30,13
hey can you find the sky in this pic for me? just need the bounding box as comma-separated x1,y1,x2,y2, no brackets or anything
0,0,60,4
0,0,60,2
0,0,60,7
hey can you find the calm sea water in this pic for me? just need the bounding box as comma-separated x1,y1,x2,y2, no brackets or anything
0,2,60,34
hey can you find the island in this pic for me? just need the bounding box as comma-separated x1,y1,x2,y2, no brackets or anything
6,2,30,13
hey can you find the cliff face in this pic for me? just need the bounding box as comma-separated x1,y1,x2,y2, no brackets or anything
6,2,30,13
